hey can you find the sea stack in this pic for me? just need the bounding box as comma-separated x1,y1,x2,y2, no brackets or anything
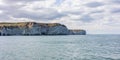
0,22,86,36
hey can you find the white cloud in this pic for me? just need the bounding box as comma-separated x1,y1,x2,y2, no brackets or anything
0,0,119,34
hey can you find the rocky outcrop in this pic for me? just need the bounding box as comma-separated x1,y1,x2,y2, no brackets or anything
69,30,86,35
0,22,86,36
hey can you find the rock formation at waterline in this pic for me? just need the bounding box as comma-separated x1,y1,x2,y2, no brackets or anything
69,30,86,35
0,22,86,36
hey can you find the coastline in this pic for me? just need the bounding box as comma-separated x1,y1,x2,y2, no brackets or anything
0,22,86,36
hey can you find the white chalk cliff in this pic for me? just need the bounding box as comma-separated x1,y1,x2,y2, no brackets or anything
0,22,86,36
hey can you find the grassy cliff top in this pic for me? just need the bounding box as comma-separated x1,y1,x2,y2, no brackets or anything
0,22,62,27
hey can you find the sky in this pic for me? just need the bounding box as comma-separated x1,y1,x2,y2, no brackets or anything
0,0,120,34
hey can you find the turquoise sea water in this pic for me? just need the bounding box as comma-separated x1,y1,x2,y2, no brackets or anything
0,35,120,60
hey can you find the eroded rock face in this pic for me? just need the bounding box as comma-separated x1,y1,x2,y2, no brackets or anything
69,30,86,35
0,22,86,36
47,25,69,35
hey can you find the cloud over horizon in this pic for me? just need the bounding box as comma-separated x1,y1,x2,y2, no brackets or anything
0,0,120,34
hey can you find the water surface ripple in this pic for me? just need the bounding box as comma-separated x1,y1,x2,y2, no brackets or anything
0,35,120,60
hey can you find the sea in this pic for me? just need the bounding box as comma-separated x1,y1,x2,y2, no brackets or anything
0,35,120,60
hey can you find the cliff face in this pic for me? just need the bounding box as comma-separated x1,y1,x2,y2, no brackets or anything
0,22,86,36
69,30,86,35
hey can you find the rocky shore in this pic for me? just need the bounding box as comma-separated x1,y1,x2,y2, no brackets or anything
0,22,86,36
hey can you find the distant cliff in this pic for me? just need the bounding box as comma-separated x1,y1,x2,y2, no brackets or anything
69,30,86,35
0,22,86,36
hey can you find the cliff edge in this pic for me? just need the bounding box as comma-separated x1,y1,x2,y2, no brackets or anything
0,22,86,36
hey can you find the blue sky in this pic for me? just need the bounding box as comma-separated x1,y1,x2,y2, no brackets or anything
0,0,120,34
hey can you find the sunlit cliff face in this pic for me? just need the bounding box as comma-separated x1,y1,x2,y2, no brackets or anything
0,0,120,34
